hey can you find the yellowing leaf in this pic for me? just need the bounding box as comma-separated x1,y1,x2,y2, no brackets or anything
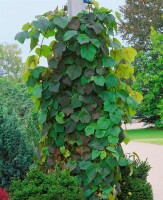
92,0,99,9
115,64,134,80
126,85,134,96
108,194,115,200
64,149,70,158
110,49,123,63
131,92,143,103
122,47,137,63
128,192,132,196
26,55,39,69
23,69,31,83
128,106,136,116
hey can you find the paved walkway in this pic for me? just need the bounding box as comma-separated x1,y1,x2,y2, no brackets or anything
123,142,163,200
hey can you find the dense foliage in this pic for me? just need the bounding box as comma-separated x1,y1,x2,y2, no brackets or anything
119,161,153,200
0,77,40,146
0,78,39,188
10,168,84,200
119,0,163,51
0,44,24,77
15,4,142,199
133,29,163,127
0,106,33,188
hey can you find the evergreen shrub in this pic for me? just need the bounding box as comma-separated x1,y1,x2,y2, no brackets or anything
10,168,84,200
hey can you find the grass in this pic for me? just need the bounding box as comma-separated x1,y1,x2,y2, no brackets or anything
126,128,163,145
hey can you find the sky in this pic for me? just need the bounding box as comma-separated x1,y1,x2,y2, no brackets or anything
0,0,125,61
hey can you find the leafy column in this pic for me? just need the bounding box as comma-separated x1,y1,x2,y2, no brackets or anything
15,5,142,200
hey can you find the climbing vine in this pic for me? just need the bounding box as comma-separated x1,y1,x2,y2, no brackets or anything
15,4,142,200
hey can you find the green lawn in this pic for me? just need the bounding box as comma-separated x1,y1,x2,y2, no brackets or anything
126,128,163,145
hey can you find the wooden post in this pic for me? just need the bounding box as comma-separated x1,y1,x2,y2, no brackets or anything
68,0,86,17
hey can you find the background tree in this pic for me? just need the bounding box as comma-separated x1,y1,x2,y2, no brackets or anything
0,44,24,77
119,0,163,51
133,29,163,127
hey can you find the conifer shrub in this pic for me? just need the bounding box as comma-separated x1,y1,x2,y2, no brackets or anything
10,168,84,200
0,107,34,189
119,160,153,200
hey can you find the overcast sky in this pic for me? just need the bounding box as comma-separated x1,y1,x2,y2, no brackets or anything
0,0,125,61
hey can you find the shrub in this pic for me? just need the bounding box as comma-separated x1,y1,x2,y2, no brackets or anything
121,160,151,181
0,188,9,200
10,168,84,200
119,178,153,200
0,107,34,188
119,160,153,200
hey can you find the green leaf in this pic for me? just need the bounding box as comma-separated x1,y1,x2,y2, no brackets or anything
66,65,82,80
38,110,47,124
33,84,42,98
84,189,93,198
110,126,121,137
71,93,82,108
35,45,51,58
97,117,111,130
95,130,106,138
64,30,78,41
79,109,91,123
30,38,38,51
102,56,117,67
15,31,29,44
80,44,97,62
92,149,100,160
119,157,128,166
79,161,92,170
110,112,122,124
122,47,137,63
31,66,45,79
60,146,65,154
77,34,89,44
90,39,100,48
105,74,119,88
102,187,113,198
32,18,51,32
85,124,96,136
123,137,130,144
100,151,107,160
53,16,69,29
48,82,60,93
93,76,105,86
48,57,58,69
108,135,119,144
99,91,118,102
104,102,118,113
55,112,65,124
22,22,31,31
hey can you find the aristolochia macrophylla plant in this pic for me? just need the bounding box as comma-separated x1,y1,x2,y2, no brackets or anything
15,4,143,199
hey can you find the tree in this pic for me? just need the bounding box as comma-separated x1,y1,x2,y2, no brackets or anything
119,0,163,51
133,29,163,127
0,44,24,77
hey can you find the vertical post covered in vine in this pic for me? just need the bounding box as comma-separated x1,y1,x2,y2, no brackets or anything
15,2,143,199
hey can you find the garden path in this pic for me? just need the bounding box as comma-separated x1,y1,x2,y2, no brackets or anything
123,142,163,200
